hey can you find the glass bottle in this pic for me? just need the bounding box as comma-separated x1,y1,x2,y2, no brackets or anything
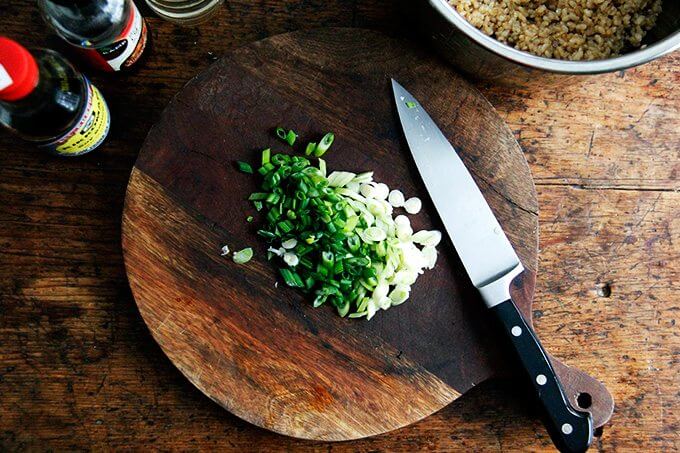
39,0,149,72
0,37,110,155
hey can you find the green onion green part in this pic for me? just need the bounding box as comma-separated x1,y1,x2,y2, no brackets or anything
285,130,297,146
406,101,417,109
236,161,253,174
305,142,317,156
313,133,334,157
261,148,271,165
275,127,298,147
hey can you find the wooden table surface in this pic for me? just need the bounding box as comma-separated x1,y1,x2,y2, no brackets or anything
1,1,678,451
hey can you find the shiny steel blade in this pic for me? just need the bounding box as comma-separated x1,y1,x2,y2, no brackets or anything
392,79,522,288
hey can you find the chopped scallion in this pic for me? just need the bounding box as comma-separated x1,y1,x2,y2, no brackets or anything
305,142,317,156
275,127,297,146
261,148,271,165
313,133,334,157
235,128,440,320
285,130,297,146
233,247,253,264
236,161,253,174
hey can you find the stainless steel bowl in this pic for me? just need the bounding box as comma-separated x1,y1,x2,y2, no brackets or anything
422,0,680,84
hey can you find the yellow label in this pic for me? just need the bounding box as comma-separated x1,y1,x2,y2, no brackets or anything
45,81,110,156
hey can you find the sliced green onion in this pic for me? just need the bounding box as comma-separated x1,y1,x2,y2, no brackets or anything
299,256,313,269
258,162,275,175
280,268,304,287
305,142,317,156
277,220,293,233
389,284,410,305
285,130,297,146
261,148,271,165
357,296,369,312
272,153,290,165
337,301,350,317
318,158,327,177
313,133,334,157
405,101,417,109
236,161,253,174
347,234,360,252
275,127,297,146
257,229,276,240
343,216,359,233
266,209,280,224
233,247,253,264
282,238,298,249
239,130,440,320
313,292,328,307
283,252,299,267
334,260,344,274
265,192,280,204
321,251,334,269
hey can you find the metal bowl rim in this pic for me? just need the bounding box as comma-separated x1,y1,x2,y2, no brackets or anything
430,0,680,74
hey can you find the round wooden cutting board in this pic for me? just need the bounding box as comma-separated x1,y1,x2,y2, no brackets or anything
122,28,613,441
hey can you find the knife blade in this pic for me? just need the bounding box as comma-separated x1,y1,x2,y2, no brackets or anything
392,79,593,453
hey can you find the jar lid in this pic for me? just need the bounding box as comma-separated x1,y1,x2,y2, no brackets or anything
0,37,39,101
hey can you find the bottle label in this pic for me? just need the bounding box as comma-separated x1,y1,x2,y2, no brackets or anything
0,64,12,91
40,79,110,156
85,2,148,72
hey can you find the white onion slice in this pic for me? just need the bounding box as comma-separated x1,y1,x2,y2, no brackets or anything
404,197,422,214
282,238,298,249
388,190,405,207
283,252,299,267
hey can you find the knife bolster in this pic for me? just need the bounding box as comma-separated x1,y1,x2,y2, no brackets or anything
478,263,524,308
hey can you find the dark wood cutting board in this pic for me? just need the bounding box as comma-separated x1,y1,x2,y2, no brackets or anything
121,28,613,441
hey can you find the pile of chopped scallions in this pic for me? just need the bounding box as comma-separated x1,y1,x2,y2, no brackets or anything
231,129,441,320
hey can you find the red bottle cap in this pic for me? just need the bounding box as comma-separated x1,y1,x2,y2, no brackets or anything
0,37,39,101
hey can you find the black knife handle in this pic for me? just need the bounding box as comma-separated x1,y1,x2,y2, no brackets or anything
490,298,593,453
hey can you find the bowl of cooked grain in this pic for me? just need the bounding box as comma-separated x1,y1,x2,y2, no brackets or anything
423,0,680,83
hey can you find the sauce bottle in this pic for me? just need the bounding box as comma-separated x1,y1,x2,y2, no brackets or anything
0,37,110,156
39,0,148,72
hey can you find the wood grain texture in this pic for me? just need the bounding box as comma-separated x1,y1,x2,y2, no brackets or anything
124,168,460,440
0,0,676,450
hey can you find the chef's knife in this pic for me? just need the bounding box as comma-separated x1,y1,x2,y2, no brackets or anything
392,79,593,453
